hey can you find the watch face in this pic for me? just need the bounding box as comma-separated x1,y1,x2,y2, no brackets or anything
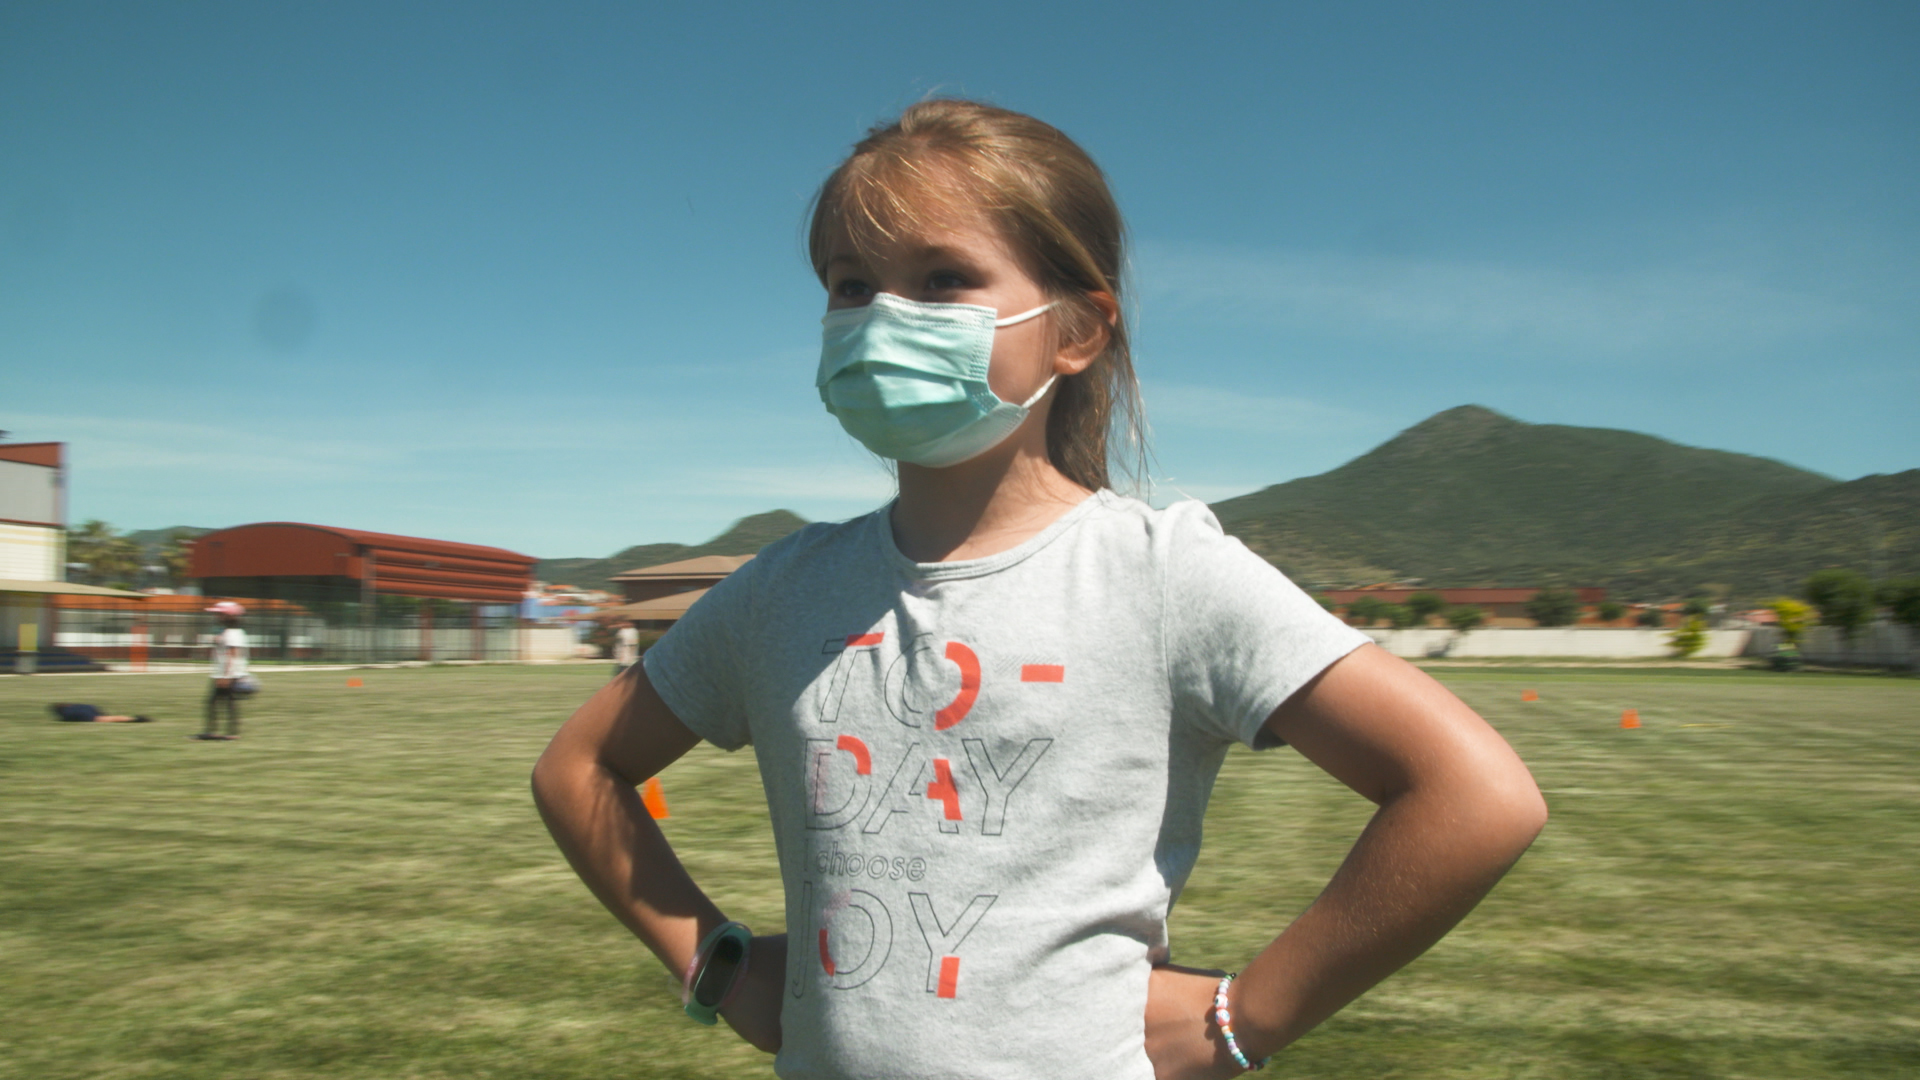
692,935,745,1007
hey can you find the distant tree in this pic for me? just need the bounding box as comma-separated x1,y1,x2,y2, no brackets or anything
1681,595,1712,618
1382,604,1418,630
1596,600,1626,623
1876,578,1920,630
1667,615,1708,659
66,520,141,589
1406,591,1447,625
1636,606,1667,628
1446,605,1486,632
1346,596,1388,627
1804,569,1875,640
584,620,615,659
1311,593,1337,613
1766,597,1814,646
1525,588,1581,627
161,534,196,587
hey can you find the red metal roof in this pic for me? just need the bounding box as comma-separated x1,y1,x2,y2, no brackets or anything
190,522,534,603
0,442,62,468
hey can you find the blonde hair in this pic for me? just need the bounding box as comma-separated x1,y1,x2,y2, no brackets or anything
808,99,1145,492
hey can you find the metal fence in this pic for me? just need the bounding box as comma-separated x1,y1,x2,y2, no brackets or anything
54,600,524,665
1744,623,1918,669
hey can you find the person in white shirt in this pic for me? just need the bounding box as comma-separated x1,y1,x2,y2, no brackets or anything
613,619,642,676
197,600,249,741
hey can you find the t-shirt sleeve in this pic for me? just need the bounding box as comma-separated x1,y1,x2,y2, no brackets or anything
640,563,757,751
1162,502,1371,748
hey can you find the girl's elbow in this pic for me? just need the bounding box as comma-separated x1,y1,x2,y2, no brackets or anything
1448,749,1546,851
530,753,558,807
1519,785,1550,841
1466,730,1548,843
1499,767,1549,846
530,741,576,807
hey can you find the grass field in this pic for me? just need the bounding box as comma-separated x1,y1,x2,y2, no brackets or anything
3,664,1916,1078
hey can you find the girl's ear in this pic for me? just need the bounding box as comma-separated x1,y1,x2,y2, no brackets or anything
1054,291,1119,375
1087,290,1119,326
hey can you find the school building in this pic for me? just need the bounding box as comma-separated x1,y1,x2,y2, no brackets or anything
598,554,753,629
1,441,147,673
176,522,538,663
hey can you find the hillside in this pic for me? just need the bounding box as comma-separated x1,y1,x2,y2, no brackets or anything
535,510,809,592
126,522,215,545
1210,406,1913,600
124,526,214,560
1653,469,1920,599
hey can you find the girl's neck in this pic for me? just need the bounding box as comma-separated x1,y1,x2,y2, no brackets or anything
889,432,1094,564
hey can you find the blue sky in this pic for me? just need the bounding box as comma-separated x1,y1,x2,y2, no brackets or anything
4,1,1915,559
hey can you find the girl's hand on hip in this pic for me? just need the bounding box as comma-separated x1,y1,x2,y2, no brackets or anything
1144,963,1242,1080
721,933,786,1054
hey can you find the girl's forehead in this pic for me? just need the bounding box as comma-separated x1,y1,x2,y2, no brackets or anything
822,200,1012,267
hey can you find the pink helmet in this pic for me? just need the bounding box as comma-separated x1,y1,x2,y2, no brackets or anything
205,600,246,617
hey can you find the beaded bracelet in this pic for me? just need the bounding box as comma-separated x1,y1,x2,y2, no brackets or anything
1213,973,1268,1072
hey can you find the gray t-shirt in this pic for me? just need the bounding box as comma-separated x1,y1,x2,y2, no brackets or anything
644,491,1368,1080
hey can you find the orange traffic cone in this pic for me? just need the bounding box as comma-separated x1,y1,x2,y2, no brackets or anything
642,777,670,819
1620,708,1641,729
1521,689,1539,702
346,677,364,688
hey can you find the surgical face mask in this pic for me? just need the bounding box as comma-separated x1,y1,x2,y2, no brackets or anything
816,292,1056,467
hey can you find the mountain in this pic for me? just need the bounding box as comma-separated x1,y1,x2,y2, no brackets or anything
122,526,215,564
535,510,810,592
1650,468,1919,599
1210,406,1913,601
525,408,1913,603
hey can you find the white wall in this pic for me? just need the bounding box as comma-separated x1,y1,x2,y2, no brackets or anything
1362,627,1752,659
521,626,580,662
0,523,62,581
0,460,60,526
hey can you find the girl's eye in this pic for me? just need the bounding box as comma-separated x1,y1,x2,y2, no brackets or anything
928,271,967,291
833,278,872,300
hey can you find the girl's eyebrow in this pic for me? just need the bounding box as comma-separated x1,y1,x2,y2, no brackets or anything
826,246,977,273
908,245,972,262
829,246,966,260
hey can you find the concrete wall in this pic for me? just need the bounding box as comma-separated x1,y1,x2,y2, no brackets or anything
521,626,581,662
1362,627,1752,659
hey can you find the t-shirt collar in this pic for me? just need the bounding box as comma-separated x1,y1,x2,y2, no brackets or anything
875,489,1112,582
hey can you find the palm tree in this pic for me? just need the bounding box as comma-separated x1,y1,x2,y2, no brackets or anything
161,533,197,588
67,520,142,588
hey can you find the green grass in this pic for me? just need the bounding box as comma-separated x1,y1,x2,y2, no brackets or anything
2,666,1915,1078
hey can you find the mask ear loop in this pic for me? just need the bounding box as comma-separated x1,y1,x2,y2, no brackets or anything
997,302,1058,408
993,302,1054,328
1017,374,1057,408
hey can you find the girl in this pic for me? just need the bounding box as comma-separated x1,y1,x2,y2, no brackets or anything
534,99,1546,1079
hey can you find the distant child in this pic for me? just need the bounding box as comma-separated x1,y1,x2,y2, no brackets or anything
197,600,249,741
613,618,642,677
534,100,1546,1079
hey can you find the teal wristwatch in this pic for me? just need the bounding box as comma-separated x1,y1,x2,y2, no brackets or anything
682,921,752,1025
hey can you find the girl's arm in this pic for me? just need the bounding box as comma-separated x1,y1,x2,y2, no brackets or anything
531,666,785,1052
1146,644,1547,1078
